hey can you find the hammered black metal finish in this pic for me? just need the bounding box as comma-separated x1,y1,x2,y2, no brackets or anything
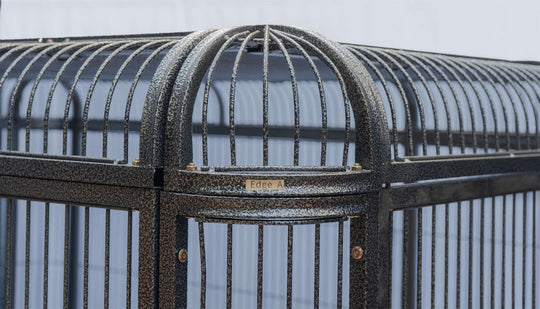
0,24,539,309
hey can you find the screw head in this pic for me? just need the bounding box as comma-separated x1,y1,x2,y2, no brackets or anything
186,162,197,171
132,158,140,166
351,246,363,260
351,163,362,172
178,249,187,263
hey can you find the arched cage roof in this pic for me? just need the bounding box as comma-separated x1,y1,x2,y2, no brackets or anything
0,25,538,191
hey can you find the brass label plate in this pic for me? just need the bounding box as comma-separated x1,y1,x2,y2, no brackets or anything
245,179,285,191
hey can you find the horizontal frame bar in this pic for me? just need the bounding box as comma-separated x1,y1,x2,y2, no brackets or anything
0,152,159,188
0,175,156,210
389,153,540,183
385,172,540,211
164,169,376,197
160,191,375,219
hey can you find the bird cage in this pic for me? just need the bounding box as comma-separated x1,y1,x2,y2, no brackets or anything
0,25,538,308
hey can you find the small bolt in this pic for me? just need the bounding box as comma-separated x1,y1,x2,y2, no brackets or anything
351,246,363,260
351,163,362,172
132,158,140,166
178,249,187,263
186,162,197,171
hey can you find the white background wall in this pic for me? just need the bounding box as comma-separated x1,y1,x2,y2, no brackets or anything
0,0,539,61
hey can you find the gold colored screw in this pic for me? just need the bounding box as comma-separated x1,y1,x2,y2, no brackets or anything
186,162,197,171
351,246,364,260
351,163,362,172
178,249,188,263
132,158,140,166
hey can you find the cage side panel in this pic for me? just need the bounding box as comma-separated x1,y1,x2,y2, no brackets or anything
0,198,140,309
391,190,540,308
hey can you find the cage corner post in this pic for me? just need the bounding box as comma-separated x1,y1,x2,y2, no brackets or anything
157,193,189,309
137,191,162,309
349,192,387,309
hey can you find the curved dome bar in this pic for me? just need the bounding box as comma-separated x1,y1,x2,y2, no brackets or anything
139,30,213,167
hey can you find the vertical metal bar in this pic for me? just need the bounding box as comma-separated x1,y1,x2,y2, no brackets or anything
337,219,344,309
5,199,12,309
201,32,247,166
229,31,259,166
457,202,462,309
227,224,233,309
199,222,207,309
533,191,537,309
417,208,422,309
287,225,293,309
490,197,495,309
431,206,436,309
83,207,89,309
523,193,528,309
262,25,270,166
512,194,517,304
502,195,507,307
480,198,485,309
468,200,473,309
174,216,189,308
257,225,264,309
24,201,30,309
63,205,70,309
444,203,449,309
403,211,409,309
226,224,232,309
350,216,367,309
126,210,132,309
104,209,110,309
314,223,320,309
267,32,300,165
43,203,49,309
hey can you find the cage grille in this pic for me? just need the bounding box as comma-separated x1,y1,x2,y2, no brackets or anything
392,191,539,308
0,39,176,162
190,26,354,168
0,199,139,308
349,46,540,158
186,217,349,309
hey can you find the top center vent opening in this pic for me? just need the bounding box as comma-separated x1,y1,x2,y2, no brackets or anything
190,27,356,168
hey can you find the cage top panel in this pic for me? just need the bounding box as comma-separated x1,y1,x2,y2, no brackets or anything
347,44,540,159
1,26,539,170
0,36,180,163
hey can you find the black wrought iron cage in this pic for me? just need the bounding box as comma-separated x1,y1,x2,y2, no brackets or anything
0,25,538,309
